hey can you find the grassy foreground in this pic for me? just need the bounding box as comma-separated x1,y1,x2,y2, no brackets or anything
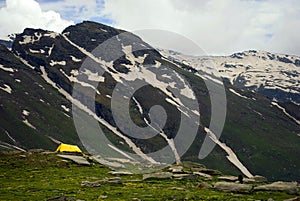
0,151,297,201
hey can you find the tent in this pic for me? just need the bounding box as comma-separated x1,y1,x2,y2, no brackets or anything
55,143,82,153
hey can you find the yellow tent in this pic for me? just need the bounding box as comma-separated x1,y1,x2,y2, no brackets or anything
55,143,82,153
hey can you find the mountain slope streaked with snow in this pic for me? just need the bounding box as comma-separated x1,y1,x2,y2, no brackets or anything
159,49,300,104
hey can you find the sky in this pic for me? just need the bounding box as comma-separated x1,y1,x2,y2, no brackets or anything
0,0,299,56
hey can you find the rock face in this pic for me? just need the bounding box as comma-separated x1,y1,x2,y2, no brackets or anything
214,182,252,193
254,181,299,195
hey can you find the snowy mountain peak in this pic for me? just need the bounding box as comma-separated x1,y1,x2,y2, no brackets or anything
159,49,300,104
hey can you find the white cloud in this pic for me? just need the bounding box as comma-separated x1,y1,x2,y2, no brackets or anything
0,0,74,36
102,0,300,56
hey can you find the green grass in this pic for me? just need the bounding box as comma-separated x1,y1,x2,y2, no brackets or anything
0,152,297,201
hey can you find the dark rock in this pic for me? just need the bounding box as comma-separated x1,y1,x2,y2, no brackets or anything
224,64,237,68
294,59,300,67
277,56,293,63
248,50,257,53
238,175,244,183
230,52,244,59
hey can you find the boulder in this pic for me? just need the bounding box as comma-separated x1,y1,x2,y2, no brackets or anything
143,172,173,180
192,167,221,175
198,182,213,189
81,177,122,187
168,165,184,173
218,176,238,182
109,171,133,175
58,154,90,165
172,173,197,180
193,172,212,179
254,181,298,195
250,175,268,183
214,182,252,193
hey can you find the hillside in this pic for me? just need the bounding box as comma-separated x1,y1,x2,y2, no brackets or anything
0,21,299,182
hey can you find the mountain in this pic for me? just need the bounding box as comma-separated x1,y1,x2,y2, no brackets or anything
159,49,300,105
0,21,299,182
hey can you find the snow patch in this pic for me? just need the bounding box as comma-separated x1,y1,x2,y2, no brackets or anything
47,136,62,144
100,28,108,33
15,79,21,83
229,88,249,99
44,32,59,38
70,55,82,62
70,69,79,76
50,60,66,66
16,56,35,69
61,105,70,112
47,44,54,57
132,97,143,115
271,102,300,125
19,32,42,44
83,69,105,82
22,110,30,116
60,69,101,94
205,127,253,178
107,144,135,161
29,49,41,54
5,130,16,143
0,64,14,72
0,84,12,94
0,142,26,152
23,119,36,130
